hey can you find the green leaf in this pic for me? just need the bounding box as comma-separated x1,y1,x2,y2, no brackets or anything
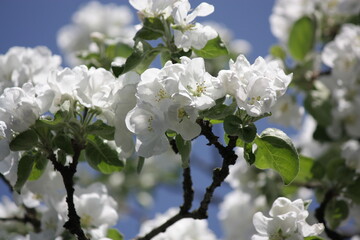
293,156,314,183
200,102,237,121
135,17,165,40
254,128,299,185
135,48,161,74
107,228,124,240
53,134,74,155
345,178,360,204
244,142,255,165
193,36,228,59
325,199,349,229
35,111,67,130
175,134,191,168
85,135,124,174
224,115,242,136
288,16,315,61
111,41,160,77
304,237,325,240
223,115,257,143
137,157,145,174
105,43,133,59
14,151,37,192
224,133,244,147
270,45,286,60
28,154,48,181
86,120,115,140
9,129,38,151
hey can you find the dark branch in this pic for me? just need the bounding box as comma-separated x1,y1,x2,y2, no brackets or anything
315,189,348,240
180,164,194,214
134,119,238,240
49,141,89,240
0,207,41,232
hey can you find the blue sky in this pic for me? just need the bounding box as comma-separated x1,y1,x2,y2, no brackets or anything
0,0,282,239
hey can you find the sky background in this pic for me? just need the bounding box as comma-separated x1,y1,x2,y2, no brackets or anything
0,0,289,239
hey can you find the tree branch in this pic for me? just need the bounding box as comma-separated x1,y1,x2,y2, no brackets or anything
134,119,238,240
315,189,348,240
48,141,89,240
180,164,194,214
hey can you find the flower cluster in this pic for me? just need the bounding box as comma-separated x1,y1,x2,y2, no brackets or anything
58,1,136,66
252,197,324,240
321,24,360,139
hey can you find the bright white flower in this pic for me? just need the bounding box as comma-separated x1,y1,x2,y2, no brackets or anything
126,102,169,158
57,1,135,66
269,94,304,129
139,208,217,240
75,67,116,110
172,1,217,51
218,55,292,117
0,46,61,93
167,95,201,140
130,0,179,18
322,24,360,87
252,197,324,240
219,190,266,240
341,140,360,173
16,164,64,208
178,57,225,110
0,83,54,133
112,71,140,158
48,65,117,117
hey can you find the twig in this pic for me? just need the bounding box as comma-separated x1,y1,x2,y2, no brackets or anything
134,119,238,240
315,189,348,240
180,165,194,214
48,141,89,240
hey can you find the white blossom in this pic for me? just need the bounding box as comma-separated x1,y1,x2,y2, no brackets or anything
269,94,304,129
125,102,169,158
57,1,135,66
219,190,266,240
129,0,179,19
0,46,61,93
270,0,316,43
252,197,324,240
172,0,217,51
112,71,140,158
178,57,225,110
218,55,292,117
341,140,360,173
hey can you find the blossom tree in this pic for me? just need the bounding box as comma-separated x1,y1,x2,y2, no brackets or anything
0,0,359,240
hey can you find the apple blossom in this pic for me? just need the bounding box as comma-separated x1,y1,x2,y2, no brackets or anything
0,46,61,93
126,102,169,158
129,0,179,19
252,197,324,240
218,55,292,117
172,0,217,51
57,1,135,66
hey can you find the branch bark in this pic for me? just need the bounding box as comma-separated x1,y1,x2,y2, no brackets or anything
134,119,238,240
315,189,348,240
48,141,89,240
